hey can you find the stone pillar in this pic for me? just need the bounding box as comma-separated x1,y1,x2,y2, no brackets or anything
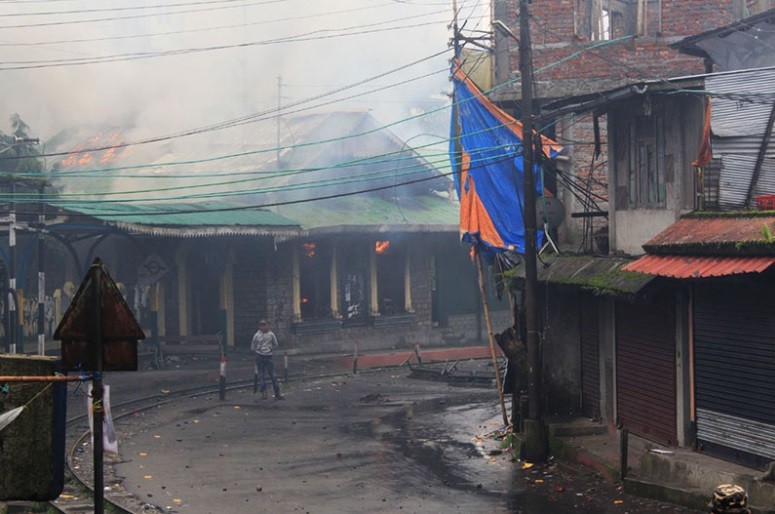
292,245,301,322
175,247,189,337
155,281,166,337
330,243,339,318
370,245,379,316
221,254,235,348
404,248,413,313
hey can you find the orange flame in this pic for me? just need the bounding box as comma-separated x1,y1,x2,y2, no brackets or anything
60,131,129,169
375,240,390,254
302,243,316,258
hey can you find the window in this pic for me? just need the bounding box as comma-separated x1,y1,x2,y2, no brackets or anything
340,242,369,326
627,112,666,208
375,240,406,316
577,0,661,40
634,0,662,37
298,242,332,320
592,7,612,41
744,0,775,16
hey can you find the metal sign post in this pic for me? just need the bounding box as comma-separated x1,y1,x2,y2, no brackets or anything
53,258,144,514
92,265,105,514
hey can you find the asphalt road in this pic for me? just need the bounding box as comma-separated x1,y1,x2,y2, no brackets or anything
97,368,702,514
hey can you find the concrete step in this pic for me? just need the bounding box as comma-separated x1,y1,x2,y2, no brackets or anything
549,422,608,437
637,451,775,510
624,476,709,512
625,475,775,514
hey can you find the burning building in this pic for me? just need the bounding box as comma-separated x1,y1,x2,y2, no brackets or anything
14,111,506,355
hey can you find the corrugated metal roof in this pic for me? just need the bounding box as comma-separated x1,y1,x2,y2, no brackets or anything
623,254,775,278
54,201,304,238
713,136,775,158
643,215,775,255
718,155,775,208
708,68,775,138
274,194,458,232
509,255,654,296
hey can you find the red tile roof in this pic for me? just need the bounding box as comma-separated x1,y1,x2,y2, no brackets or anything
622,254,775,278
643,216,775,255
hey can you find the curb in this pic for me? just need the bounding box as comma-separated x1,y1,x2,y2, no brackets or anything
547,435,619,482
623,477,710,512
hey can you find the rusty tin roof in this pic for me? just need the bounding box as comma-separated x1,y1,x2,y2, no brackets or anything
623,254,775,278
642,215,775,255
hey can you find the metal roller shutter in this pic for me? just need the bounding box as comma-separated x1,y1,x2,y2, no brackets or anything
616,297,677,446
580,296,600,419
694,283,775,469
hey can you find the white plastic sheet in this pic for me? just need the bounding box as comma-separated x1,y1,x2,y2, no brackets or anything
0,406,24,432
86,384,118,454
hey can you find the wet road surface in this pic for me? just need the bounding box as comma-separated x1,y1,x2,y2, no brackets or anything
104,369,701,513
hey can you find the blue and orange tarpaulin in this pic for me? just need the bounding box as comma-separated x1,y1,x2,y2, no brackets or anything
449,61,561,257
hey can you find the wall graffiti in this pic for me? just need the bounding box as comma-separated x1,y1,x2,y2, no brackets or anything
21,295,55,338
3,278,148,345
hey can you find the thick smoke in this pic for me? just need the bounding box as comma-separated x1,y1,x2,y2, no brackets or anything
0,0,472,151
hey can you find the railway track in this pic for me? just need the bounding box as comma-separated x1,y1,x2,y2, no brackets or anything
36,360,492,514
50,378,258,514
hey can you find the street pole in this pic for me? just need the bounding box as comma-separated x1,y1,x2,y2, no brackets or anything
276,75,282,164
38,183,46,355
8,178,16,354
2,138,41,354
519,0,548,461
92,263,105,514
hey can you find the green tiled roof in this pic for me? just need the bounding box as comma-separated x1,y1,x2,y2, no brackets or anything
56,201,298,226
274,194,459,232
53,201,303,237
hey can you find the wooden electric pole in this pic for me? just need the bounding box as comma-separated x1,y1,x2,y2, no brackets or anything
519,0,548,462
276,75,282,164
92,264,105,514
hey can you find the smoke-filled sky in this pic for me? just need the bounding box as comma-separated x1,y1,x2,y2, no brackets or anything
0,0,488,153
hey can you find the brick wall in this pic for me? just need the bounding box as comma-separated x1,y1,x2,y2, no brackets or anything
498,0,739,251
163,256,179,336
555,114,610,252
246,242,294,345
409,237,433,329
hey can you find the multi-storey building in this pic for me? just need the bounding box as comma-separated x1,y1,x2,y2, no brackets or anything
492,0,774,252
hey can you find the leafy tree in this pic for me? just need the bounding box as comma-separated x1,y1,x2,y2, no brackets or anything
0,114,44,175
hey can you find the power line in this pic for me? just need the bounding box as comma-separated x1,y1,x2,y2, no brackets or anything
3,17,601,167
0,0,247,18
16,151,515,216
6,16,632,202
0,2,434,48
0,0,292,31
0,18,453,69
3,133,529,204
6,50,451,162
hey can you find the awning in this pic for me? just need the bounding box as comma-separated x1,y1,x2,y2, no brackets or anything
509,254,654,296
622,255,775,278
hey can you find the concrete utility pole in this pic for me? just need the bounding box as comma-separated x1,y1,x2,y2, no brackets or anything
2,137,40,354
8,179,16,354
92,266,105,514
519,0,548,462
276,75,282,164
38,184,46,355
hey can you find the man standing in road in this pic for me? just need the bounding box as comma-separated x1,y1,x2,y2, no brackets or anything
251,320,283,400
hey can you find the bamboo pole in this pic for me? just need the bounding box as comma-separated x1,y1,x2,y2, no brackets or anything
475,249,509,426
0,375,89,382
